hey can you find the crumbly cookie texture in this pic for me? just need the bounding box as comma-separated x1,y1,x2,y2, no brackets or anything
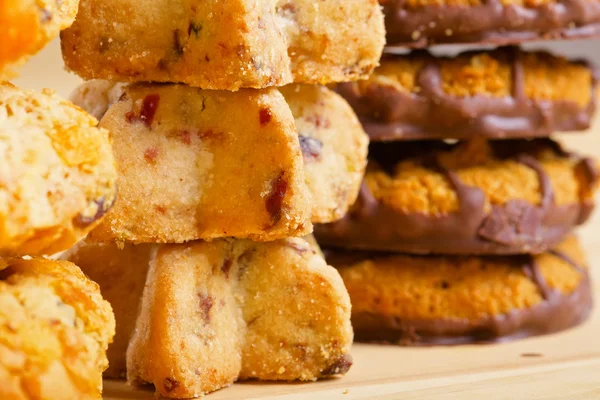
71,81,368,225
67,238,352,397
61,0,384,90
0,257,115,399
62,240,153,379
0,0,79,79
338,48,597,140
0,82,117,256
281,85,369,223
329,236,590,343
88,83,312,244
366,139,593,215
360,50,592,106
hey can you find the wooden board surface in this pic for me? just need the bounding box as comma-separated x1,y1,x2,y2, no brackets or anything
16,40,600,400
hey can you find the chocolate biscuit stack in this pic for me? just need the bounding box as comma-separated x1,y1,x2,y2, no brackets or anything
58,0,385,397
316,6,600,344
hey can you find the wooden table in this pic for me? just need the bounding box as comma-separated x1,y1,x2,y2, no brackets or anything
17,40,600,400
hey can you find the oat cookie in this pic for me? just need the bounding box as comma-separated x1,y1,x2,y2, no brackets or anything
316,139,599,255
381,0,600,47
0,0,79,78
0,257,115,398
0,83,117,256
327,236,592,344
337,48,597,140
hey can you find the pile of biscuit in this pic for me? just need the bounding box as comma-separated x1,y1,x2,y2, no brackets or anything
54,0,383,398
317,4,600,344
0,0,118,398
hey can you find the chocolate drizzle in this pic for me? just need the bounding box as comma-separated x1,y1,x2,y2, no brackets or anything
315,139,596,255
336,48,597,140
382,0,600,47
328,245,593,345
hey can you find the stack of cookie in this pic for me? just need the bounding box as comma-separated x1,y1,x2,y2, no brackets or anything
59,0,385,397
316,10,600,344
0,1,118,398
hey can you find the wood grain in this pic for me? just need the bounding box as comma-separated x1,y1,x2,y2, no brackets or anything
15,41,600,399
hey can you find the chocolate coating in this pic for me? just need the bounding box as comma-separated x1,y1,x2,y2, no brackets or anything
327,248,593,345
336,48,597,141
381,0,600,47
315,140,598,255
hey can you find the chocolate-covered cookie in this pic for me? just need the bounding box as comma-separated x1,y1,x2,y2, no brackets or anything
381,0,600,47
337,48,597,141
315,139,599,255
327,236,592,345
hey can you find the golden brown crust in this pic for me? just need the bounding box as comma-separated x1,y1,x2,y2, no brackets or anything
332,235,587,323
0,0,79,79
366,139,595,215
60,0,384,90
359,50,593,107
89,83,312,244
0,257,115,399
65,238,353,397
0,83,117,256
70,81,368,225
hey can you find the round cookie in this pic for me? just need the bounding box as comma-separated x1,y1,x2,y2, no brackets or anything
315,139,599,255
61,0,384,90
65,237,353,397
327,236,592,345
381,0,600,47
0,0,79,79
0,82,117,256
0,257,115,398
337,48,597,141
88,83,312,244
70,81,369,225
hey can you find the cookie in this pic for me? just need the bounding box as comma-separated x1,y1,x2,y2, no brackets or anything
315,139,599,255
0,0,78,79
0,82,117,256
381,0,600,47
62,240,152,379
71,81,369,225
65,237,353,397
61,0,384,90
0,257,115,398
280,85,368,223
337,48,597,141
326,236,592,345
87,83,312,244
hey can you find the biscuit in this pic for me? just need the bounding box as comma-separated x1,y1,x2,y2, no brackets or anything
61,0,384,90
381,0,600,47
337,48,597,141
0,82,117,256
65,238,353,397
0,0,78,79
315,139,599,255
0,257,115,398
87,83,312,244
280,85,369,223
70,81,368,227
326,236,592,345
62,240,152,379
